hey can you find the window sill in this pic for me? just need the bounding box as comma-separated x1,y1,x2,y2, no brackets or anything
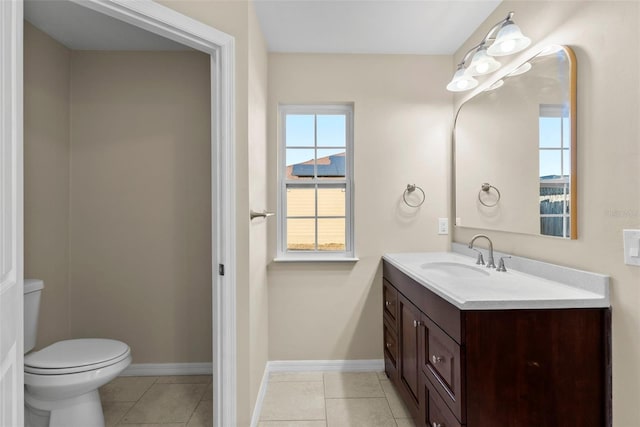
273,257,360,263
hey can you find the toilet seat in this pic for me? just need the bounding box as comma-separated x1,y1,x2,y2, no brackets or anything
25,339,130,375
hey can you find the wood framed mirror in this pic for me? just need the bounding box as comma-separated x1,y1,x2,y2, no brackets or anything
453,45,577,239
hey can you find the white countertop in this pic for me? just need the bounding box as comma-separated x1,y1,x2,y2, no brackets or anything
382,251,610,310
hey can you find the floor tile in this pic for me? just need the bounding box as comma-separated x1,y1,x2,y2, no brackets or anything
323,372,384,398
102,401,134,426
380,379,412,419
100,376,158,402
201,382,213,401
258,422,327,427
269,371,324,382
326,398,396,427
116,424,185,427
259,381,325,421
186,399,213,427
157,375,212,384
395,418,417,427
377,371,389,380
121,383,208,424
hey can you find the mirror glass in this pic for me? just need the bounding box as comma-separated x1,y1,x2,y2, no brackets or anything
454,45,577,239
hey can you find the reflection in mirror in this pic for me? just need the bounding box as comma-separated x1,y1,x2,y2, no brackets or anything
454,45,577,239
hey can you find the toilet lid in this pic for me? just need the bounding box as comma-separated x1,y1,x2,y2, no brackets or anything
24,339,130,372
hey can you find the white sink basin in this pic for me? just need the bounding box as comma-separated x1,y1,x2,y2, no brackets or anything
420,261,490,278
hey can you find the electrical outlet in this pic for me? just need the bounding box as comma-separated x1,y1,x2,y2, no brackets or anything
623,229,640,266
438,218,449,235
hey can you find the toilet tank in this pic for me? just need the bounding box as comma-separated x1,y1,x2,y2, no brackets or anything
24,279,44,354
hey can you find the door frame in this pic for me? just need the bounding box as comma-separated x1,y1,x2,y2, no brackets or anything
13,0,238,425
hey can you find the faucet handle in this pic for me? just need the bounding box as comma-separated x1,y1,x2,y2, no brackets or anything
497,256,512,272
471,248,485,265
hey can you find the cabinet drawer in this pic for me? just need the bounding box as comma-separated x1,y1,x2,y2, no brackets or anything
423,315,464,421
383,279,398,329
423,375,463,427
383,322,398,368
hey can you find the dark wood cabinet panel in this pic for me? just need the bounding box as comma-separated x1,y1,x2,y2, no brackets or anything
421,374,463,427
464,309,607,427
399,294,421,406
383,278,398,330
422,315,464,422
383,259,612,427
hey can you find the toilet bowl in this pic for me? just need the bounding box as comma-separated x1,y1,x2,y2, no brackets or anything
24,280,131,427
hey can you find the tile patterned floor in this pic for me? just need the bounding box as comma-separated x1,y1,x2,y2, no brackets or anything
258,371,417,427
100,371,415,427
99,375,213,427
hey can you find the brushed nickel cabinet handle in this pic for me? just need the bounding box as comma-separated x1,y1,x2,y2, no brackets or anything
432,422,444,427
413,320,421,328
386,342,391,348
385,300,391,307
432,355,445,364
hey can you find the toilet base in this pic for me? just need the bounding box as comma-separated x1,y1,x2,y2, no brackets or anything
25,389,105,427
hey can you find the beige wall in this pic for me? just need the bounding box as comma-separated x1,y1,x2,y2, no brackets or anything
68,51,212,363
267,54,453,360
453,2,640,424
248,0,270,413
23,23,72,348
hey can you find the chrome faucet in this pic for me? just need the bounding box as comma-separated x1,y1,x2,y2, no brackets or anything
468,234,496,268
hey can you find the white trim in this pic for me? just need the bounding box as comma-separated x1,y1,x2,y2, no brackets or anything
17,1,236,426
250,359,384,427
273,257,359,263
121,363,213,377
249,365,270,427
277,104,355,260
268,359,384,373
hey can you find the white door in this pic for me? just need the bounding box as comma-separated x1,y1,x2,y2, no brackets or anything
0,0,24,426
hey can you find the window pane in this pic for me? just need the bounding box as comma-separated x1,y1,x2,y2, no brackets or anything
286,149,314,180
539,117,561,148
287,187,315,217
539,150,562,177
286,114,314,147
287,218,315,251
316,149,346,179
541,217,560,237
317,218,345,251
562,148,571,176
317,115,346,147
318,186,345,217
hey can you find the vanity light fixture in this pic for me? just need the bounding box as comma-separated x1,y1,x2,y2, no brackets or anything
447,11,531,92
508,61,532,77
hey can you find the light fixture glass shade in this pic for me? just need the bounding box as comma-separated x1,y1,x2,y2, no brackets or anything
446,68,478,92
467,47,502,76
508,61,532,76
486,21,531,56
484,79,504,92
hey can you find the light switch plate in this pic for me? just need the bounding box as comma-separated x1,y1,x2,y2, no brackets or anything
438,218,449,235
623,229,640,266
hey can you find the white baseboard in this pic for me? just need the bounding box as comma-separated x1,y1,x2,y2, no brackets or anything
121,362,213,377
250,359,384,427
267,359,384,373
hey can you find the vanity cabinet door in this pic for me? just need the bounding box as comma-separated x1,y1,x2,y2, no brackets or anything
422,315,464,422
399,294,422,406
383,279,398,330
421,374,463,427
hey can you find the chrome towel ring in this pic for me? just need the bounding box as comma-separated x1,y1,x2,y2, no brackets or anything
478,183,501,207
403,184,425,208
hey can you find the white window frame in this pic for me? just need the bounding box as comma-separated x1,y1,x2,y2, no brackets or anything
276,104,356,262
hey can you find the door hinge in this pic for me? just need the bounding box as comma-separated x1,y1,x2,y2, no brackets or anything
218,264,225,276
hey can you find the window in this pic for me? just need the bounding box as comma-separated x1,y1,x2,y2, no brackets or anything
539,104,571,238
277,104,355,260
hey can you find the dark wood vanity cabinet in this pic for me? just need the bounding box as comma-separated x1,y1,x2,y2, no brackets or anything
382,260,611,427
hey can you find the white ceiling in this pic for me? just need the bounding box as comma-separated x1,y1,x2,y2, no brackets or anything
24,0,191,51
254,0,502,54
25,0,502,55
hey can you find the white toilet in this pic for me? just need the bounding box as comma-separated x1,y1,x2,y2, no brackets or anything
23,279,132,427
